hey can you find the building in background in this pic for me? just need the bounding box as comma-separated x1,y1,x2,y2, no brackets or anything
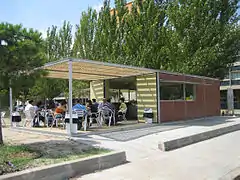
110,1,133,15
220,60,240,114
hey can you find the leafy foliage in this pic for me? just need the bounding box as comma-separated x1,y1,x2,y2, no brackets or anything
0,23,45,144
0,22,45,101
165,0,240,78
28,21,72,100
73,0,240,79
2,0,239,102
29,21,89,100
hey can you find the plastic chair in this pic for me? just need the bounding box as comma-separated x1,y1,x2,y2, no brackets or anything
95,111,103,127
74,109,85,119
90,112,98,123
122,108,127,121
101,107,115,127
74,109,86,130
51,113,64,129
1,111,6,127
45,110,54,127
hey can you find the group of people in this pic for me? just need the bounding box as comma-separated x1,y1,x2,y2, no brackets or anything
23,100,45,126
72,98,127,116
54,97,127,127
16,97,127,128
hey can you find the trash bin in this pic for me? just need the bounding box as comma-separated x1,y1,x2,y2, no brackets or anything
12,111,21,127
65,113,79,134
143,108,153,124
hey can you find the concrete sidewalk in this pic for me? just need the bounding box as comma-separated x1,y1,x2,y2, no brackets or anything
71,116,240,160
97,116,238,141
76,130,240,180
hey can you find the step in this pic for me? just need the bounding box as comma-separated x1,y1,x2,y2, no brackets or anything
158,119,240,151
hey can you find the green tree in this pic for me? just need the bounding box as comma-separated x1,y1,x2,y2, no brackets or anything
165,0,240,78
73,0,240,79
30,20,88,100
29,78,66,100
123,0,169,67
0,23,45,97
0,22,45,144
72,80,89,98
29,21,73,100
73,8,98,59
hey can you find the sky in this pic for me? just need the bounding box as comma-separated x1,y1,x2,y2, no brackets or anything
0,0,108,37
0,0,239,38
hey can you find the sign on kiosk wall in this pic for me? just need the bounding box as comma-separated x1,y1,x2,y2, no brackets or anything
227,88,234,111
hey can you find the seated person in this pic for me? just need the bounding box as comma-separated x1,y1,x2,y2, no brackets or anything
118,98,127,121
73,100,86,111
101,98,115,125
46,110,55,126
119,98,127,113
102,98,115,112
47,100,56,111
33,101,44,127
91,99,99,113
86,100,93,112
85,100,93,126
54,100,67,118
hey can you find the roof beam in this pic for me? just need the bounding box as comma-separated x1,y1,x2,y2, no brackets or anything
47,69,121,78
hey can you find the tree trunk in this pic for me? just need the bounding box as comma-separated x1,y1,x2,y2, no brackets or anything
0,111,3,145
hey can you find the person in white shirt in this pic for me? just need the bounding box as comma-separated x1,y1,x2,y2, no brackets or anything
24,100,35,127
25,100,34,111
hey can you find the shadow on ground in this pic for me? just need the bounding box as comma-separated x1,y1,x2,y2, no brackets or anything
97,116,239,141
162,116,237,127
10,116,240,142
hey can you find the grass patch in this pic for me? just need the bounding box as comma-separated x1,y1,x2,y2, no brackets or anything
0,143,110,175
30,147,110,166
0,144,39,174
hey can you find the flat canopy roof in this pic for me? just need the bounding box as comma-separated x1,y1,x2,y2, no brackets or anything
41,58,219,82
42,58,158,81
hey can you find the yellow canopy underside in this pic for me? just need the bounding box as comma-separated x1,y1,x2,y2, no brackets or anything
42,58,157,81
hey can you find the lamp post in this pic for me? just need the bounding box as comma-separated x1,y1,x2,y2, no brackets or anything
0,40,9,144
1,40,13,125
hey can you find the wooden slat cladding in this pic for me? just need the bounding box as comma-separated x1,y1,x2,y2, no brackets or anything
137,74,157,122
90,81,104,102
44,60,156,81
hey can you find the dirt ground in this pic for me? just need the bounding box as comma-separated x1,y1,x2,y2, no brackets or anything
2,128,91,157
1,128,108,175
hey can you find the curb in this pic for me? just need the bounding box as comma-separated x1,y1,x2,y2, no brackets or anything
158,123,240,151
219,166,240,180
0,151,127,180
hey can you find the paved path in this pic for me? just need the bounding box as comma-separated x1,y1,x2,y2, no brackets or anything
72,116,240,161
6,116,240,179
97,116,238,141
71,117,240,180
76,130,240,180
